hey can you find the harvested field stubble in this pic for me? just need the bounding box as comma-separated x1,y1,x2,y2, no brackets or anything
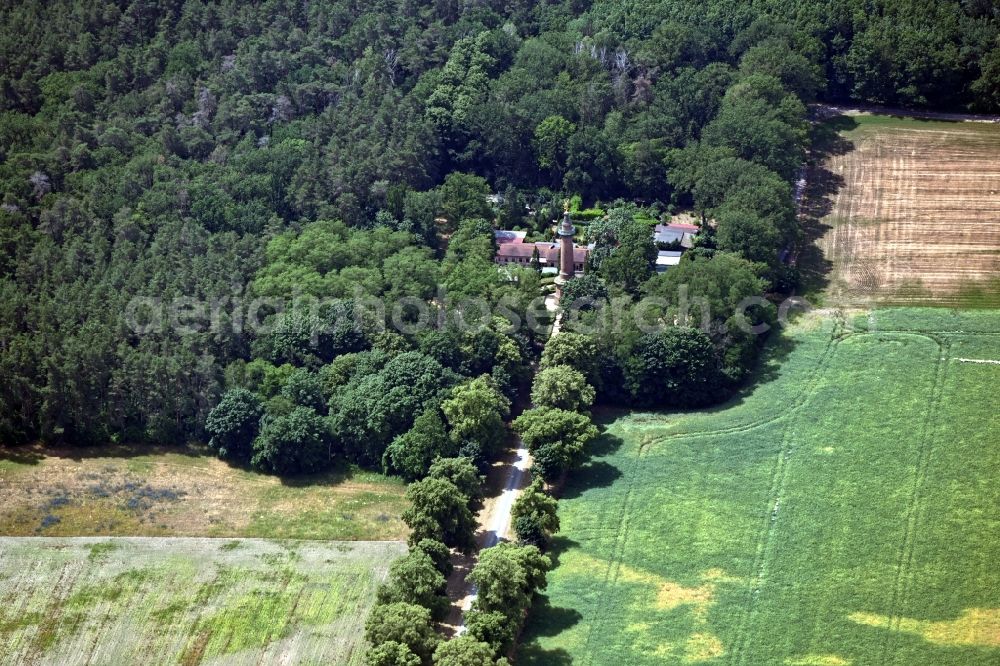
805,115,1000,307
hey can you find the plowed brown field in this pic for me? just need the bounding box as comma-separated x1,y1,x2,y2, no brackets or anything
806,114,1000,306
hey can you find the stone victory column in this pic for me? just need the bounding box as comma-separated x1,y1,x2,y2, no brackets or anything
555,201,576,285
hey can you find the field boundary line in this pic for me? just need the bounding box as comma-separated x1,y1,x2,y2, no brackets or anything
0,536,409,545
879,337,949,665
815,103,1000,124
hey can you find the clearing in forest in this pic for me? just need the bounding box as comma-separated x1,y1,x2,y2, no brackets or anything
0,445,409,540
518,308,1000,665
0,537,404,665
801,113,1000,307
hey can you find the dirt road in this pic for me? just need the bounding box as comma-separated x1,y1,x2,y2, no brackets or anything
442,440,534,634
443,287,561,633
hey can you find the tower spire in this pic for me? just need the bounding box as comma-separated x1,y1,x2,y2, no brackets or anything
557,205,576,283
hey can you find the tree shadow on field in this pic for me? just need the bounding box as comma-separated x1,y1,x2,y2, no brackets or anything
545,535,579,570
515,536,581,663
518,588,579,664
559,433,623,500
0,443,45,465
528,594,583,637
559,461,621,500
796,113,856,298
811,114,857,156
739,330,798,394
517,643,574,666
9,441,210,463
588,430,623,458
275,459,355,488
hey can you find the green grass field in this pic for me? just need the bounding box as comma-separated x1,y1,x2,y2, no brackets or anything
0,537,405,665
519,309,1000,665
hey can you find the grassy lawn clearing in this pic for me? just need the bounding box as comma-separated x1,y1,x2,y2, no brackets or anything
0,446,408,540
519,308,1000,665
0,537,404,665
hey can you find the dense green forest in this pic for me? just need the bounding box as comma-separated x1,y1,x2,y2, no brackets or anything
1,0,998,453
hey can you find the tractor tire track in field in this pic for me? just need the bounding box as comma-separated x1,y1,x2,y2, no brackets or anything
879,336,949,665
581,324,844,665
728,329,848,666
872,328,1000,338
577,321,964,664
624,324,843,446
726,330,945,666
581,430,648,664
729,420,797,666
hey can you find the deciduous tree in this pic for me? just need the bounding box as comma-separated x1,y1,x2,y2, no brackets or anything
250,406,331,475
432,637,498,665
377,550,449,619
383,409,456,481
365,602,440,665
622,329,724,409
530,365,595,412
427,456,484,508
465,609,518,658
533,115,575,185
368,641,421,666
467,543,550,619
511,477,560,546
205,389,264,461
441,376,511,457
402,477,477,553
512,407,598,481
540,333,601,389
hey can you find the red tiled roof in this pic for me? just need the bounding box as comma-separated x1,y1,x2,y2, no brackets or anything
496,242,588,263
497,244,545,258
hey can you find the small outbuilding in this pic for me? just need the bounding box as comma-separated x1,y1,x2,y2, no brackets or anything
653,223,698,249
655,250,684,273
